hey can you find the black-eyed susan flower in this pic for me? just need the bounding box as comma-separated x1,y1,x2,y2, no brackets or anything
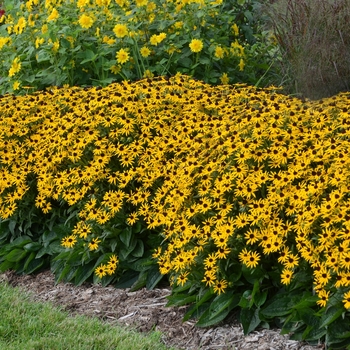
61,235,77,249
213,279,228,295
95,264,108,279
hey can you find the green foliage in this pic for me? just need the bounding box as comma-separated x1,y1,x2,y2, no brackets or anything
0,0,279,94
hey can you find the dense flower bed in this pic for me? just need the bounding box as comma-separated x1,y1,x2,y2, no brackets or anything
1,74,350,345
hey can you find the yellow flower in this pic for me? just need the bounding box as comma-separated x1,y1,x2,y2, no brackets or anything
213,279,228,295
113,23,128,38
61,235,77,249
116,48,129,64
239,58,245,71
316,289,330,308
88,237,101,251
77,0,89,8
8,57,21,77
232,23,239,36
140,46,151,58
35,37,45,48
214,46,224,59
14,17,26,34
0,37,10,50
136,0,148,6
238,248,261,269
189,38,204,53
42,24,48,34
220,73,229,85
343,291,350,309
143,69,154,78
13,80,20,91
47,8,59,22
79,14,94,29
110,65,121,74
280,269,293,285
177,271,189,286
150,34,159,46
95,264,107,279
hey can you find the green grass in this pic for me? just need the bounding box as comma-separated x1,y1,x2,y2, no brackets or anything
0,282,176,350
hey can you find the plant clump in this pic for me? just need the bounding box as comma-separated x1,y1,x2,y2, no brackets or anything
1,74,350,345
0,0,278,94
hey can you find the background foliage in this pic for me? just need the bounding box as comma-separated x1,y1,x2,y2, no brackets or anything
0,0,278,94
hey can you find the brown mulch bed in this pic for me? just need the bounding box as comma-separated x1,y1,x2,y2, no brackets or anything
0,270,324,350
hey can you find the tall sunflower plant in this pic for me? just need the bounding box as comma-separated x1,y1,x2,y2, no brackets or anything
0,0,277,94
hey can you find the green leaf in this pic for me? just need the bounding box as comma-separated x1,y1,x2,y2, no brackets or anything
36,50,51,63
242,265,265,284
132,240,144,258
183,289,214,321
196,292,239,327
6,248,27,262
114,270,140,289
146,264,163,290
25,258,45,274
74,263,95,286
120,228,132,247
196,306,231,327
9,220,16,235
261,295,293,318
23,251,36,271
80,49,98,64
23,242,42,252
167,293,197,307
319,306,343,329
240,307,261,335
130,270,147,291
254,291,268,308
0,259,14,272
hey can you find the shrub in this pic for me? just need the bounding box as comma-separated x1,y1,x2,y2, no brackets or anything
263,0,350,99
0,0,279,94
1,74,350,345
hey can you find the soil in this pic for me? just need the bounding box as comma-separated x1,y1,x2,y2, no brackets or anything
0,270,325,350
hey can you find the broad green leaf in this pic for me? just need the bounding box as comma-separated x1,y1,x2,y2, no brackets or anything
25,258,45,274
114,270,140,289
130,270,147,291
23,251,35,271
132,240,144,258
36,50,51,63
240,307,261,335
183,289,214,321
120,228,132,247
6,248,27,262
196,306,231,328
319,306,343,329
146,264,163,290
74,263,95,286
0,259,14,272
23,242,42,252
9,220,17,235
261,295,293,318
167,293,197,307
254,291,268,308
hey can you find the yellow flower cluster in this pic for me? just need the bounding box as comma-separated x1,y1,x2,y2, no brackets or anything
1,75,350,309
